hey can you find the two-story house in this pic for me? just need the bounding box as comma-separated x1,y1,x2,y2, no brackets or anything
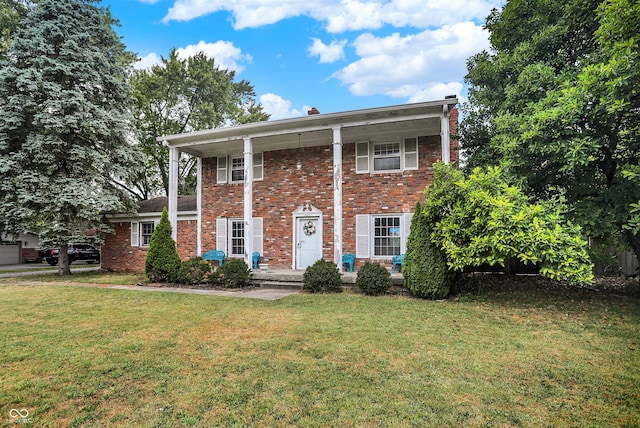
102,97,459,272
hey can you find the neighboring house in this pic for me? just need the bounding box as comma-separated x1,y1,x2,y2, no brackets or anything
102,98,459,272
0,233,41,265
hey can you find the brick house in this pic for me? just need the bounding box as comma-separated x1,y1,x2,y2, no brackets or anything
102,98,459,272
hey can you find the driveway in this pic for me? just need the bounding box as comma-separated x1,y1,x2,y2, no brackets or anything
0,262,100,278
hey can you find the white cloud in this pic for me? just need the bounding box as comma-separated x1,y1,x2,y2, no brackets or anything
134,52,162,70
332,22,489,100
133,41,251,74
260,93,309,120
162,0,504,31
308,38,347,64
175,41,252,73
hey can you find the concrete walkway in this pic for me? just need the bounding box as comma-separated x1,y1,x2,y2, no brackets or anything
1,277,299,300
110,284,299,300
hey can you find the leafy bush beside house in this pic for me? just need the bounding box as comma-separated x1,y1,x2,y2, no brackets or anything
422,163,594,286
217,258,252,288
356,262,393,296
303,259,342,293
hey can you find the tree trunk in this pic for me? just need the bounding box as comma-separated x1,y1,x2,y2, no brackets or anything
57,242,72,276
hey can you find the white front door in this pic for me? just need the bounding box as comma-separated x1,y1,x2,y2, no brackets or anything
296,217,321,269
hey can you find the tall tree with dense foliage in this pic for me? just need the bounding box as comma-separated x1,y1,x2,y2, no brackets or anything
422,163,594,286
129,50,269,198
461,0,640,267
0,0,29,60
0,0,141,274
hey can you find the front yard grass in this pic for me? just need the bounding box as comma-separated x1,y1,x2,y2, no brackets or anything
1,279,638,427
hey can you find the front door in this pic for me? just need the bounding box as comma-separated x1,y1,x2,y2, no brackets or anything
296,217,321,269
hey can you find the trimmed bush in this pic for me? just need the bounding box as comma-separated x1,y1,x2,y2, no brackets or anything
303,259,342,293
176,257,212,285
356,261,392,296
145,208,182,283
218,258,252,288
404,202,457,299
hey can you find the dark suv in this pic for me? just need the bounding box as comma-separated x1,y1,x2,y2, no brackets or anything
45,244,101,266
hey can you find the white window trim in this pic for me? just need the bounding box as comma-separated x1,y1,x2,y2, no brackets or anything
355,213,413,259
130,220,156,248
140,221,155,247
356,139,420,174
216,217,263,258
372,214,402,257
229,218,245,257
217,153,263,184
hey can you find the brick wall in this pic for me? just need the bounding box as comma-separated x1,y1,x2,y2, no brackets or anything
102,219,197,272
202,134,445,269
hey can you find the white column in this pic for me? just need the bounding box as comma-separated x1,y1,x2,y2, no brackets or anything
168,145,179,241
333,126,343,272
243,137,253,267
441,103,451,164
196,156,202,256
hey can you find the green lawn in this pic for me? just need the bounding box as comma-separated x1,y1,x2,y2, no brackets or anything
1,279,638,427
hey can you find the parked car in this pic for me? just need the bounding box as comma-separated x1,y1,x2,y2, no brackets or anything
45,244,101,266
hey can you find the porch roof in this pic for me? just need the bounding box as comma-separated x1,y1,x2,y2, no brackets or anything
158,98,458,158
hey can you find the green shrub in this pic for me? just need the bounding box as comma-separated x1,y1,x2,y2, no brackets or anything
404,202,457,299
145,208,182,283
356,261,393,296
176,257,212,285
303,259,342,293
217,258,252,288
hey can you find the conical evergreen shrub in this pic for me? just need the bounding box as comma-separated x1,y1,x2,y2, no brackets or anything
404,202,457,299
145,208,182,283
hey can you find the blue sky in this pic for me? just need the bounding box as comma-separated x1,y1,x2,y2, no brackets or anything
101,0,505,120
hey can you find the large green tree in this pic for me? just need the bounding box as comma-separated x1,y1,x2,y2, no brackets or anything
461,0,640,267
0,0,29,60
129,50,269,198
0,0,141,274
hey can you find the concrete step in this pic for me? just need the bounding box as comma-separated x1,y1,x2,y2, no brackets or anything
255,281,303,290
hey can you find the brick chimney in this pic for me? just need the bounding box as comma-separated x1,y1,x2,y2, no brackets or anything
307,107,320,115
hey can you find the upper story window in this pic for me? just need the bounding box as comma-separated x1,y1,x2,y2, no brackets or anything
217,153,263,184
356,138,419,174
231,157,244,182
373,143,401,171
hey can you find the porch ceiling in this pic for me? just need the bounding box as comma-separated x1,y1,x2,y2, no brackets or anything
161,99,455,158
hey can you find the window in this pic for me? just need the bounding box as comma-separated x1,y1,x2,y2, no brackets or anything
355,139,419,174
373,143,401,171
373,216,401,256
131,221,155,247
140,222,155,246
231,157,244,182
355,213,413,259
216,217,263,257
217,153,264,184
230,219,245,256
